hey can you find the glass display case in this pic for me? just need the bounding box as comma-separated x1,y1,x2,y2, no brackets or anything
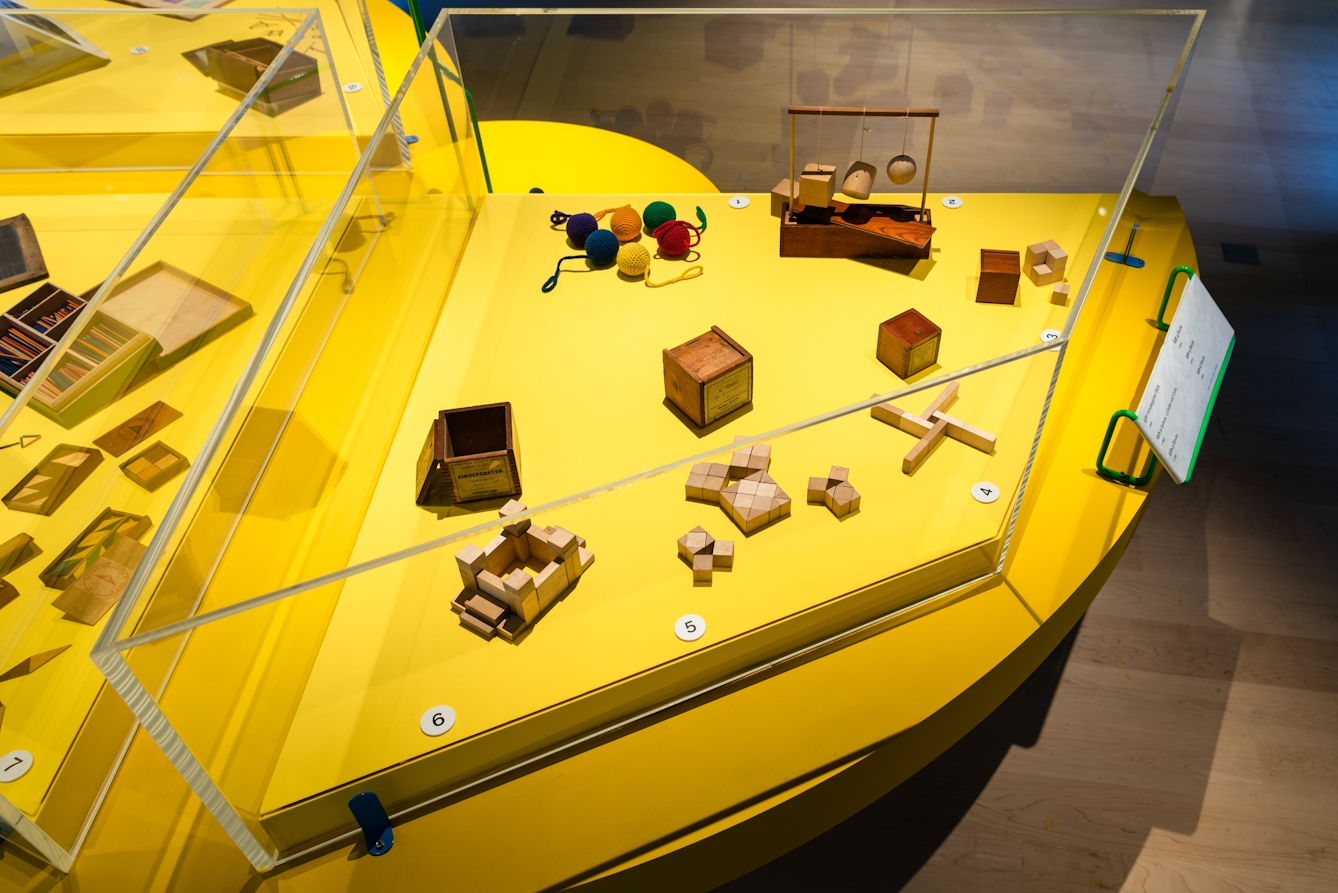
86,8,1201,873
0,6,366,869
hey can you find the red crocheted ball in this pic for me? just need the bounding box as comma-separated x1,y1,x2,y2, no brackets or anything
652,220,699,257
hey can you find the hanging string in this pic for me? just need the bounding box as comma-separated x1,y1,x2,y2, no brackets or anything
900,107,910,156
695,206,708,232
542,255,588,292
816,105,823,168
859,106,868,161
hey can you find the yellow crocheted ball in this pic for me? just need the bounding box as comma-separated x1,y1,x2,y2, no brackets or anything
609,205,643,242
617,242,651,277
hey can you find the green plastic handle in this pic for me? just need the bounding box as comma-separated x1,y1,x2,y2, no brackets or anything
1096,409,1158,486
1156,265,1195,332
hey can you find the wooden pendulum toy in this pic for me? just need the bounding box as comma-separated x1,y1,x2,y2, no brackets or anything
870,381,998,473
677,526,734,583
807,466,861,518
887,109,918,185
841,109,876,200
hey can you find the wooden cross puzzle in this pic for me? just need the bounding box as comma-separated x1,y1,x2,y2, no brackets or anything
870,382,998,473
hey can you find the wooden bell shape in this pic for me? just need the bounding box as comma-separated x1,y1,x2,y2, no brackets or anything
841,160,876,200
887,154,917,186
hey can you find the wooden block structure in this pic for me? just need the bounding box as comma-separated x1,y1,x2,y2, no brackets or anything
684,462,730,502
876,309,941,380
976,249,1021,304
663,326,753,428
676,525,734,583
807,465,862,518
798,163,836,208
869,381,998,474
416,402,522,506
684,438,789,534
1051,282,1071,305
1025,240,1068,287
450,501,594,642
770,179,794,218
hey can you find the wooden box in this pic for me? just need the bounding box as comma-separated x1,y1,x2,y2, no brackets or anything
0,214,48,294
780,202,933,260
877,309,941,379
416,402,522,506
976,249,1021,304
185,38,322,116
3,444,102,515
663,326,753,427
120,441,189,492
94,401,183,457
40,507,151,590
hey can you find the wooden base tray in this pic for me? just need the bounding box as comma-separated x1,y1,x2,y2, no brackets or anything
780,201,934,260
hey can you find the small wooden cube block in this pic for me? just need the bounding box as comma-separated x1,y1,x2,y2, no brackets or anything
1051,282,1071,305
877,309,941,379
771,179,795,218
807,476,829,503
498,499,527,517
828,466,849,484
798,163,836,208
1028,263,1057,286
1044,244,1067,272
703,475,727,497
977,250,1021,304
712,540,734,568
663,326,753,428
692,554,714,582
1023,242,1048,269
495,613,526,642
455,543,486,588
459,611,496,639
463,593,507,625
685,473,709,500
684,530,709,555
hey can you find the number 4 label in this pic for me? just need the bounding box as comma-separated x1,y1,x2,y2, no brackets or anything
0,749,32,782
972,482,1000,504
420,706,457,737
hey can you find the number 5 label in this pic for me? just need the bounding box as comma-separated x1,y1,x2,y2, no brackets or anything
420,706,457,737
675,614,706,642
0,749,33,782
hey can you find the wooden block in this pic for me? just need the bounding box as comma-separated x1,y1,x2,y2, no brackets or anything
0,645,70,682
49,535,146,625
0,579,17,612
503,567,537,616
828,465,849,484
770,179,795,218
416,402,521,506
921,382,959,420
708,462,729,478
0,533,40,577
976,249,1021,304
684,530,710,556
703,475,727,498
548,527,578,559
449,589,470,614
482,535,516,577
712,540,734,568
119,441,189,493
902,417,948,473
1023,242,1048,269
93,401,183,457
663,326,753,428
498,499,527,517
798,164,835,208
807,476,829,504
4,444,103,516
495,613,526,642
931,411,998,453
575,546,595,577
736,478,759,495
692,553,713,583
876,309,941,379
1045,244,1067,272
463,593,507,625
755,482,778,501
459,611,496,640
746,451,769,473
1028,263,1057,286
476,570,507,603
781,200,934,259
527,525,556,563
455,543,486,589
1052,282,1071,305
870,397,934,438
534,561,567,609
685,473,709,500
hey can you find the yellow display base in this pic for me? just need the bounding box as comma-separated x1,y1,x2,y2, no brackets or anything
259,190,1109,845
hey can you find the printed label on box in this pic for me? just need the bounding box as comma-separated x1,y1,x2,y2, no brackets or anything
449,457,515,501
704,364,751,424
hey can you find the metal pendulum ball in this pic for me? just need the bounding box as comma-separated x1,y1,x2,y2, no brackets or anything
887,108,917,185
841,107,876,200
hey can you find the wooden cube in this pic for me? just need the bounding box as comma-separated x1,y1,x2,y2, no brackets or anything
876,309,941,379
712,540,734,568
798,163,836,208
663,326,753,427
977,250,1021,304
1023,242,1048,270
416,402,521,506
770,179,795,218
1052,282,1071,305
692,553,714,583
1028,263,1057,286
1042,240,1067,272
807,476,829,504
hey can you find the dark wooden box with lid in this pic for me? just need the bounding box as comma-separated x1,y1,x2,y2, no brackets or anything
663,325,753,427
876,309,941,379
976,249,1021,304
183,38,322,116
0,214,48,294
416,402,522,506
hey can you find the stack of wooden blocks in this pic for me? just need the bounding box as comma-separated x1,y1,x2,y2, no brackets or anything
807,466,861,518
451,500,594,642
677,526,734,583
1024,240,1067,286
684,437,790,534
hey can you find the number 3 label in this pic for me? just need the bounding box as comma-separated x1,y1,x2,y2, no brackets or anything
420,706,456,737
0,750,32,782
675,614,706,642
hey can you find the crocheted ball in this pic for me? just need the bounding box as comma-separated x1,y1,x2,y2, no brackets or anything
608,205,642,242
617,242,651,277
585,229,620,266
566,213,598,247
653,220,697,257
642,200,676,231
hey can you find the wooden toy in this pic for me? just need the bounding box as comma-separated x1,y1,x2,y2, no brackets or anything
183,38,321,116
0,533,40,577
876,309,941,379
677,525,734,583
40,508,151,590
1025,240,1069,286
0,645,70,683
50,535,146,624
870,381,998,473
1052,282,1071,305
720,471,791,534
799,163,836,208
685,462,730,502
94,401,182,457
416,402,521,506
728,435,771,479
119,441,189,492
0,214,47,294
663,326,753,427
3,444,102,515
770,179,794,218
977,249,1021,304
808,465,861,518
451,517,593,642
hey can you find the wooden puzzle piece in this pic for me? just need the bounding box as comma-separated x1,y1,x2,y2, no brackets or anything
677,526,734,582
94,402,183,457
809,465,862,518
871,383,997,474
0,645,70,683
720,471,791,534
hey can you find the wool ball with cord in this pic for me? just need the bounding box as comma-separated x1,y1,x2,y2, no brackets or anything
642,200,676,231
550,209,598,247
584,229,620,266
617,242,651,278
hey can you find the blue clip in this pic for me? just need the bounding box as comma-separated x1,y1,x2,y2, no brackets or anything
1104,222,1145,268
348,791,394,856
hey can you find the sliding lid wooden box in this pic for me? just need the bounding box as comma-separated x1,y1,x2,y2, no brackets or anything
416,402,522,506
663,325,753,427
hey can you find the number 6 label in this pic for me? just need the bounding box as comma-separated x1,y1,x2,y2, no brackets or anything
675,614,706,642
0,749,32,782
420,706,456,737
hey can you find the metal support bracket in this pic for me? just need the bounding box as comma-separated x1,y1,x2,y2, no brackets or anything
348,791,394,856
1104,222,1146,268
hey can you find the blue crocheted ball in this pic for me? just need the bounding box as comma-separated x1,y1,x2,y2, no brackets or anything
566,213,598,247
584,229,620,266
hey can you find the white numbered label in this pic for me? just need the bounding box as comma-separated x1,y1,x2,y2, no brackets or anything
130,46,150,55
674,614,706,642
343,82,363,93
0,750,33,782
971,482,1001,504
941,195,963,209
1040,328,1062,350
420,705,456,737
729,195,750,209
